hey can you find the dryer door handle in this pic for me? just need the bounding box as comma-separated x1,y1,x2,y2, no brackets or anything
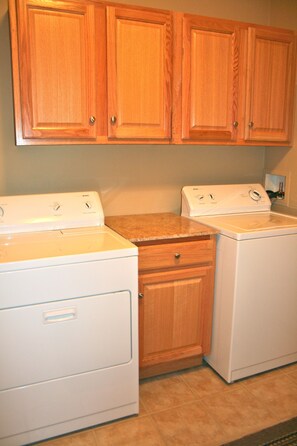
43,307,77,324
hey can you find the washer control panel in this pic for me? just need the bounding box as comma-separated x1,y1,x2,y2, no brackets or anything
181,184,271,217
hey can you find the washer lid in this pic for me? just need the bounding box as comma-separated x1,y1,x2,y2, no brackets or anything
0,226,137,272
195,212,297,240
181,184,271,217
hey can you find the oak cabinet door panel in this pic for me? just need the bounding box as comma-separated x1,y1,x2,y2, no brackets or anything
245,27,296,143
182,16,239,142
107,7,172,140
139,266,214,369
16,0,97,140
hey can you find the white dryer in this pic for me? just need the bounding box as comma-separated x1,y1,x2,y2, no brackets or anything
0,191,138,446
182,184,297,383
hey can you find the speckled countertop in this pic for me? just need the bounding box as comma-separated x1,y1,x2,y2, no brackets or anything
105,213,217,243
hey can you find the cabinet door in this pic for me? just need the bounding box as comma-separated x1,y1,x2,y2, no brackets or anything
15,0,99,141
181,15,239,141
245,27,296,143
139,266,213,369
107,6,172,140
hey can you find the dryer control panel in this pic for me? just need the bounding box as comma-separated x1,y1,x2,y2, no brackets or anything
0,191,104,234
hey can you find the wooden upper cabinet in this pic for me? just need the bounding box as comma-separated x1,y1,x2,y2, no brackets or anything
11,0,101,143
181,15,239,142
107,6,172,140
245,27,296,143
9,1,296,146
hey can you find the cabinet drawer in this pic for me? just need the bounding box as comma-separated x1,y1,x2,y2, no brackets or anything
138,239,215,271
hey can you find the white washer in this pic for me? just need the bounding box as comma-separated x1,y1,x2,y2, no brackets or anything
182,184,297,383
0,191,138,446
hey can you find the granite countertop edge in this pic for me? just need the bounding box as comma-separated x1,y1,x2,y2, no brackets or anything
105,212,218,243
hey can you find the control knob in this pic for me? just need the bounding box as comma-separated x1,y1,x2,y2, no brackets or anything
53,202,61,212
249,189,261,201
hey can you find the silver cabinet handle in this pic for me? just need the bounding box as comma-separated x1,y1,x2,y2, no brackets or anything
89,115,96,125
110,116,117,125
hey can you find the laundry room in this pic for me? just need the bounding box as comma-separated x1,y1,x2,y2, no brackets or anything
0,0,297,445
2,0,297,215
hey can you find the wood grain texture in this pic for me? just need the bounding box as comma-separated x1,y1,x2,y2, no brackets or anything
94,3,108,138
139,265,214,370
181,14,239,142
245,27,296,143
107,6,172,140
9,0,296,146
8,0,23,145
138,239,215,271
139,354,202,379
15,0,98,140
171,11,183,143
138,234,216,377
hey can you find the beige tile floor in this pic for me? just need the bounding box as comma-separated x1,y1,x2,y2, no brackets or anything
38,362,297,446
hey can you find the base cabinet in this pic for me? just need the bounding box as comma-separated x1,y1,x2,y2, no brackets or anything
138,238,215,378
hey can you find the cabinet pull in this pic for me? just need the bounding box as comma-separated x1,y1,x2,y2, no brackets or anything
89,115,96,125
174,253,181,259
138,293,144,299
248,121,254,128
110,116,117,125
233,121,239,128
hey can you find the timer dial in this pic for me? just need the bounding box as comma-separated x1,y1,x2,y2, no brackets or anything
53,202,61,212
249,189,261,201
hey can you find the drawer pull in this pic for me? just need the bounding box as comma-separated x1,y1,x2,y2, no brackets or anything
174,253,181,259
138,293,144,299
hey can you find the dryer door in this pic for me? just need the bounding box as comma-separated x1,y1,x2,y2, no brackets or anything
0,290,132,390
